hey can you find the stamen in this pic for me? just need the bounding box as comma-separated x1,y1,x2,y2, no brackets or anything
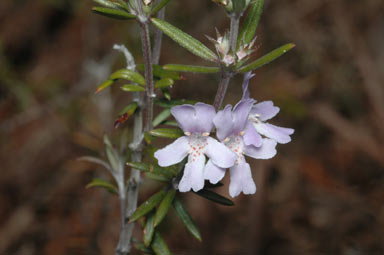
239,131,245,136
184,132,191,136
224,137,230,142
202,132,210,137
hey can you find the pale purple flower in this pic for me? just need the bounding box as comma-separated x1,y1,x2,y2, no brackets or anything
204,99,277,197
154,103,236,192
242,72,295,145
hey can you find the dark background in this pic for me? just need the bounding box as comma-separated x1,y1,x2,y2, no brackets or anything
1,0,384,254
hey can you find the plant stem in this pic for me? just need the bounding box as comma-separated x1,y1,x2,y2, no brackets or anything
213,72,233,111
140,21,155,132
213,14,240,111
229,13,240,52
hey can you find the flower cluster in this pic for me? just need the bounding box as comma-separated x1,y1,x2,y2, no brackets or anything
208,30,257,67
155,76,294,197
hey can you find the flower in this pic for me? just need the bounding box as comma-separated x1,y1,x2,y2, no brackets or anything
204,99,277,197
242,72,295,145
154,103,237,192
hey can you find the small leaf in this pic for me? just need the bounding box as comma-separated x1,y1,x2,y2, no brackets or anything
154,189,176,227
130,189,167,222
162,89,171,101
114,102,138,128
121,84,146,92
149,128,184,139
237,43,295,73
162,120,178,127
155,99,197,108
173,198,202,241
155,78,174,89
143,212,155,247
78,156,111,172
110,69,146,85
95,79,114,94
86,178,118,194
137,64,183,80
164,64,220,73
151,231,171,255
92,7,136,20
151,0,171,15
153,109,171,127
104,135,119,172
238,0,264,46
204,181,224,189
144,132,155,144
127,162,174,178
145,172,170,182
134,242,154,254
151,18,217,62
93,0,120,9
194,189,234,206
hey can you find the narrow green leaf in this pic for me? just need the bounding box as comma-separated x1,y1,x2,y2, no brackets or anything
103,135,119,172
134,242,155,254
110,69,146,85
154,189,176,227
143,212,155,247
93,0,119,9
137,64,183,80
86,178,118,194
194,189,234,206
155,99,197,108
127,162,174,178
162,120,178,127
92,7,136,20
155,78,174,89
119,102,138,116
151,0,171,15
121,84,146,92
145,172,170,182
238,0,264,45
153,109,171,127
237,43,295,73
151,18,217,62
162,89,171,101
164,64,220,73
151,232,171,255
115,102,138,128
205,181,224,189
149,128,184,139
95,79,114,94
130,190,167,222
144,132,155,144
173,198,202,241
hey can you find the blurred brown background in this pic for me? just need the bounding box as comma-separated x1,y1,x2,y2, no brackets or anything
1,0,384,254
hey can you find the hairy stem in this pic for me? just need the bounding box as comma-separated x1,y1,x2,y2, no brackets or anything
213,14,240,111
229,13,240,52
213,72,233,111
140,21,155,132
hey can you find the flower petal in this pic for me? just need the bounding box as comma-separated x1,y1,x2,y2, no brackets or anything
253,122,294,144
250,101,280,121
243,121,262,147
205,137,236,168
213,104,234,141
178,154,205,192
232,99,255,134
204,159,226,184
171,104,198,133
194,103,216,133
171,103,216,133
229,158,256,198
244,138,277,159
154,136,189,167
241,72,255,100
